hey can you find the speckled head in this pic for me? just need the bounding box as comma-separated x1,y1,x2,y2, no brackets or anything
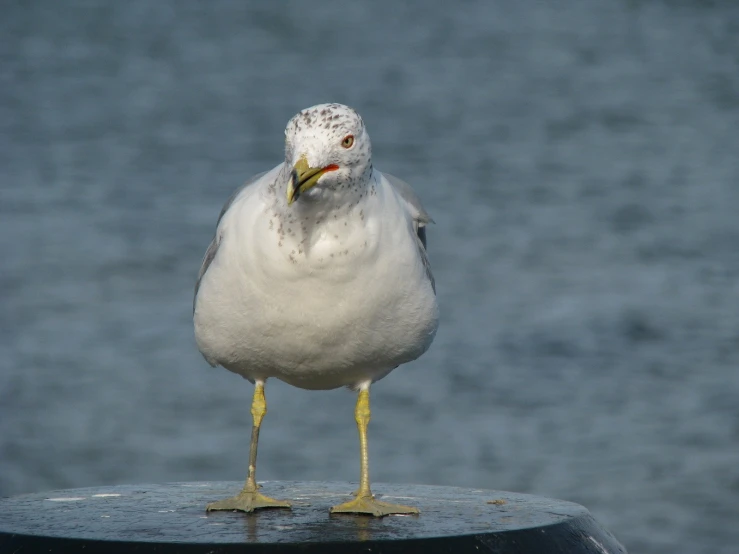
284,103,373,205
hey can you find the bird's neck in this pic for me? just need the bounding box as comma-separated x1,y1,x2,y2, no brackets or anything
274,167,374,224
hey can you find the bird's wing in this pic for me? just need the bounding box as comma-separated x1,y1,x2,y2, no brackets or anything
193,168,275,313
382,171,435,293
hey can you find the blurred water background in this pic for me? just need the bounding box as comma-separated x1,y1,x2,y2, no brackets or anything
2,1,739,552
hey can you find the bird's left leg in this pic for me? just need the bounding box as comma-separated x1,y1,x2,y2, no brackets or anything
330,385,419,516
206,380,291,512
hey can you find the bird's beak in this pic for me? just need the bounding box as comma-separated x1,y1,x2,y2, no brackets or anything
287,156,339,205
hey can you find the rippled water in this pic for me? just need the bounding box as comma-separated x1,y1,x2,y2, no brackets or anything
2,2,738,553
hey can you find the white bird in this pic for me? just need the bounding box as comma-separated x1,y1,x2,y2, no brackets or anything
193,103,438,516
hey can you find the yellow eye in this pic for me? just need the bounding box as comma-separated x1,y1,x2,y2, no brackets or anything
341,135,354,149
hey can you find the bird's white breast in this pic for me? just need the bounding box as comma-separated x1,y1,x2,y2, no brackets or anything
194,172,438,390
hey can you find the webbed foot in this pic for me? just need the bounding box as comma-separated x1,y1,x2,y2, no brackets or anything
206,488,291,513
330,493,419,517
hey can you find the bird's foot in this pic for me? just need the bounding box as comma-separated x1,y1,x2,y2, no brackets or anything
330,493,419,517
206,487,292,513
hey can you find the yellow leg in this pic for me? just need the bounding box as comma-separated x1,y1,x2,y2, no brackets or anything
206,381,291,512
330,387,419,516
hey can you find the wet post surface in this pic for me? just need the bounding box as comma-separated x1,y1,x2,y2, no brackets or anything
0,481,627,553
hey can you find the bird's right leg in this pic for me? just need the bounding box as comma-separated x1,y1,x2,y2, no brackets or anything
206,380,291,512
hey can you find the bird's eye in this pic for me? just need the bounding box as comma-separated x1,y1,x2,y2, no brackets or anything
341,135,355,149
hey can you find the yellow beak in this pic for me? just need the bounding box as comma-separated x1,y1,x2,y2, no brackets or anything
286,156,339,205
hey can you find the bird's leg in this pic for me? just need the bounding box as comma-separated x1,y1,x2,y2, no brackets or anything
330,386,419,516
206,381,291,512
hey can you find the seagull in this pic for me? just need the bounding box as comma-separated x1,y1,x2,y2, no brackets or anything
193,103,438,516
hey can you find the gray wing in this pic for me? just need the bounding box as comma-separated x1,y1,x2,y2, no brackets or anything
383,171,435,293
193,169,271,313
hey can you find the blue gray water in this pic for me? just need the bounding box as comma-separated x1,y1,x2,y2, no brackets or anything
2,2,738,552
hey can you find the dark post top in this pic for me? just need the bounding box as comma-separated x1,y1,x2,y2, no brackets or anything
0,481,626,553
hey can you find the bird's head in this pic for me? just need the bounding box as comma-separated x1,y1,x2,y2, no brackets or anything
284,103,372,206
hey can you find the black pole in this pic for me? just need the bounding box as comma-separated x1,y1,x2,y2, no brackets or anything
0,481,626,553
